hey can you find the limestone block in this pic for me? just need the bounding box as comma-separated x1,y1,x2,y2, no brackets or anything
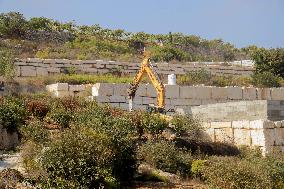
201,122,211,129
27,58,43,63
232,120,250,129
16,67,21,76
53,91,72,98
55,59,71,64
234,129,251,145
36,67,48,76
133,104,147,111
94,96,110,103
211,121,232,129
180,86,211,99
47,67,60,73
92,83,113,96
43,59,56,64
119,103,129,110
264,129,276,146
146,84,157,98
271,88,284,100
215,128,234,143
242,87,257,100
249,120,264,129
171,99,201,106
114,83,129,96
69,85,85,92
142,97,156,105
201,128,215,142
165,85,180,98
21,66,36,77
73,91,86,97
46,83,69,92
275,128,284,146
133,97,143,105
250,129,268,146
110,95,126,103
136,84,147,97
211,87,228,100
257,88,271,100
226,87,242,100
109,103,120,108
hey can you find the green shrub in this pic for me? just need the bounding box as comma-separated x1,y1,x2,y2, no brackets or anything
49,109,72,129
252,71,281,87
170,115,202,138
201,156,272,189
138,140,192,176
20,120,49,144
139,112,168,135
0,49,15,80
191,159,206,177
0,97,27,132
0,12,28,38
40,127,134,188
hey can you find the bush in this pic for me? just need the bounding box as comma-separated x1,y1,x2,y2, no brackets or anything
20,120,49,144
201,156,272,189
26,100,49,120
170,115,202,138
0,49,15,80
252,71,281,87
139,112,168,135
40,127,134,188
191,159,206,177
138,140,192,176
0,97,27,132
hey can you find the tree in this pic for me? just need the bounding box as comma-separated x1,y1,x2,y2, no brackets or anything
252,48,284,78
0,12,28,38
0,49,15,80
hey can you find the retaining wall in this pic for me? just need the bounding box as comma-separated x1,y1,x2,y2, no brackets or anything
15,58,254,77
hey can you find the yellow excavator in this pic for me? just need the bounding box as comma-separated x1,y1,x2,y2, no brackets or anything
127,51,166,113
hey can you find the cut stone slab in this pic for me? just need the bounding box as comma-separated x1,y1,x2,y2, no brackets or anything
92,83,114,96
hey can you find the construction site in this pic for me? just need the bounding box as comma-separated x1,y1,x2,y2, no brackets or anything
0,3,284,189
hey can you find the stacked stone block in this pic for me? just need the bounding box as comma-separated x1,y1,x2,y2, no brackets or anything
46,83,86,98
15,58,254,77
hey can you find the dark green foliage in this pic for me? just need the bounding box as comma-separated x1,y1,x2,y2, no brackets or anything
139,112,168,135
0,12,28,38
20,120,49,144
201,156,272,189
0,97,27,133
41,127,119,188
252,71,281,87
138,140,192,176
170,115,202,138
253,48,284,78
0,49,15,80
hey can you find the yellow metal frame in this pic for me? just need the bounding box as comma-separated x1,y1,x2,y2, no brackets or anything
127,53,165,110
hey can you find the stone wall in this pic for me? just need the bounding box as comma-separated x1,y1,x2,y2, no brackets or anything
201,119,284,155
15,58,254,77
46,83,284,112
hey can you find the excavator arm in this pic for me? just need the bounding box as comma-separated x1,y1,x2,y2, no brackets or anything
127,54,165,113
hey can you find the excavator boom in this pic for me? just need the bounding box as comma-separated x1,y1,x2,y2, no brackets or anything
127,54,165,113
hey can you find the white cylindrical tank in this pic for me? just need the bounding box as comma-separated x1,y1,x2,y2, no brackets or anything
168,74,176,85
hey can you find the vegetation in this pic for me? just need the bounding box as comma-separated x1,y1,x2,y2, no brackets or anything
0,11,251,62
0,95,283,188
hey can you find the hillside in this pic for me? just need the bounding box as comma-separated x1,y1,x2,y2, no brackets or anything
0,12,253,63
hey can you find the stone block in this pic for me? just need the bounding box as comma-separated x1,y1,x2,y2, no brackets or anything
234,129,251,145
250,129,268,147
211,87,228,100
271,88,284,100
242,87,257,100
275,128,284,146
114,83,129,96
215,128,234,143
249,120,264,129
180,86,211,99
142,97,156,105
94,96,110,103
110,95,126,103
227,87,242,100
232,120,250,129
21,66,36,77
47,67,60,73
43,59,56,64
165,85,180,98
27,58,43,63
109,103,120,108
211,121,232,128
136,84,147,97
146,84,157,98
53,91,72,98
201,128,215,142
36,67,48,76
92,83,113,96
119,103,129,110
133,97,143,105
257,88,271,100
69,85,85,92
46,83,69,92
264,129,276,146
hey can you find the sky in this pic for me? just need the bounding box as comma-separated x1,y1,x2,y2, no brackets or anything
0,0,283,48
